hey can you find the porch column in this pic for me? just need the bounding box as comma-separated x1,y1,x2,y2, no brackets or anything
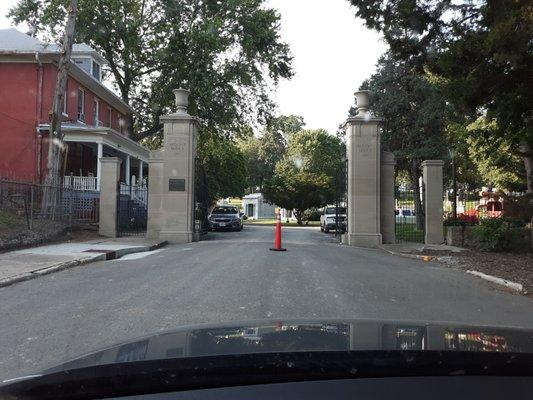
96,142,103,190
139,160,144,184
125,154,131,185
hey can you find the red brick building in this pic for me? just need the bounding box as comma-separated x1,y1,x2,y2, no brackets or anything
0,28,149,189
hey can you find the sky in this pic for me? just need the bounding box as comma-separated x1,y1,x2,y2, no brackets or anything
0,0,387,133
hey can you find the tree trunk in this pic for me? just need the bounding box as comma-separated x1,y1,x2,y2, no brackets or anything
520,141,533,193
42,0,78,213
294,209,303,225
410,160,424,230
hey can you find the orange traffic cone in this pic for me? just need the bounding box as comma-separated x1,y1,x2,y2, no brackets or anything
270,212,286,252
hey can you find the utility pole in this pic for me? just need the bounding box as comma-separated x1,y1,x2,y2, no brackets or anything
44,0,78,188
42,0,78,213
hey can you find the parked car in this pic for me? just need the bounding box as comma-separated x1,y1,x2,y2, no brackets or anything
320,206,347,233
208,206,243,231
395,209,416,223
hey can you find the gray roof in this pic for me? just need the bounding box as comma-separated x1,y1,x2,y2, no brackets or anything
0,28,59,53
0,28,106,64
243,193,264,200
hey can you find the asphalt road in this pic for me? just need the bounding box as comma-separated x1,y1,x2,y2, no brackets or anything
1,225,532,380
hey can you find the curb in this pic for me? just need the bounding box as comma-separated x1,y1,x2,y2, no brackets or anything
378,247,435,262
0,241,168,289
467,270,523,292
380,247,524,293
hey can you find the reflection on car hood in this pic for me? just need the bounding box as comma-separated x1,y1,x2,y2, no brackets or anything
210,214,238,218
44,319,533,373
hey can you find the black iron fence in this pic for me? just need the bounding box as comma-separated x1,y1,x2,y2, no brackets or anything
394,185,425,243
0,178,99,229
443,186,493,225
194,157,210,235
117,182,148,237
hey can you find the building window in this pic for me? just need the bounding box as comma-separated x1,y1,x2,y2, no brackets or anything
108,107,112,128
77,88,85,122
118,114,125,133
93,98,100,126
92,60,101,81
63,81,68,115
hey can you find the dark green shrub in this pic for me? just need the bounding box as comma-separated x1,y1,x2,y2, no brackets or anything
471,217,527,252
304,208,321,222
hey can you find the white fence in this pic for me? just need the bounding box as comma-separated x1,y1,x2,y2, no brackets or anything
120,181,148,206
63,176,98,191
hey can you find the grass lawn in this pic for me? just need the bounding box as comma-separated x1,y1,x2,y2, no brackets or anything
395,222,424,243
244,219,321,227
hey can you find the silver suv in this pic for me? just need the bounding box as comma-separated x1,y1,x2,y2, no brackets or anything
320,206,347,233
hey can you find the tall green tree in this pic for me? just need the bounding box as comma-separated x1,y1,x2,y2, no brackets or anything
10,0,294,140
239,136,266,193
263,129,344,224
449,120,526,192
197,134,248,203
239,115,305,192
361,52,448,225
347,0,533,192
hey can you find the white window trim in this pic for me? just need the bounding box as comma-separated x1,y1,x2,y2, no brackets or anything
62,81,68,117
94,98,100,126
91,60,101,81
77,88,85,122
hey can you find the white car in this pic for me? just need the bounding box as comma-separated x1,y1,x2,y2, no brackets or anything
320,206,347,233
395,209,416,223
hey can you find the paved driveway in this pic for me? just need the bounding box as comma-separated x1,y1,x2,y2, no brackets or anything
1,225,532,380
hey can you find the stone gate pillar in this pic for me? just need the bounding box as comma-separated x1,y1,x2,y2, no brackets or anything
380,151,396,244
98,157,121,237
343,91,382,247
147,89,199,243
422,160,444,244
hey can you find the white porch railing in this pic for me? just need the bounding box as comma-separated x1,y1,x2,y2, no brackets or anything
63,176,98,191
120,181,148,206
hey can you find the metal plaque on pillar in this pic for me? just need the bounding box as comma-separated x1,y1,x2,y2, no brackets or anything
169,179,186,192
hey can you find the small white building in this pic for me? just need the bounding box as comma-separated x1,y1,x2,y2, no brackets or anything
242,193,276,220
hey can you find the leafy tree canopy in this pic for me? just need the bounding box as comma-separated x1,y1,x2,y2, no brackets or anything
10,0,294,140
263,129,344,224
197,133,248,203
360,52,449,179
239,115,305,192
348,0,533,192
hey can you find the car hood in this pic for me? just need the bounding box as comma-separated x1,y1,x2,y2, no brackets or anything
41,319,533,374
209,214,238,218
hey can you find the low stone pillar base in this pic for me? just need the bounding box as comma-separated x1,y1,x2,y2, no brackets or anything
159,230,194,244
345,233,382,248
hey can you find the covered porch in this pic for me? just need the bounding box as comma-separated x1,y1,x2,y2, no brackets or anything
40,123,150,191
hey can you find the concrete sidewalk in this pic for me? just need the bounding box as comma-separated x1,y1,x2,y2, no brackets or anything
0,237,167,288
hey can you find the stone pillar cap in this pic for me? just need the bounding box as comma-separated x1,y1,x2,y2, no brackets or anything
421,160,444,167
